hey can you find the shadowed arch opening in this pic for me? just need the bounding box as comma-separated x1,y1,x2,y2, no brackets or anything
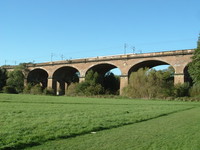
27,69,48,89
86,63,121,95
86,63,120,75
184,65,193,85
52,66,80,95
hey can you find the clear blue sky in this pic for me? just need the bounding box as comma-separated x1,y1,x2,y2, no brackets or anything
0,0,200,66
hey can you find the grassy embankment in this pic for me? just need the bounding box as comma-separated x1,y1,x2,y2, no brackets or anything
0,94,199,150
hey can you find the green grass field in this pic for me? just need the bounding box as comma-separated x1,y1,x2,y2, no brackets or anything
0,94,199,150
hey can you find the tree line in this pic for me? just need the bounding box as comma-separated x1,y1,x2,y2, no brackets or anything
1,36,200,100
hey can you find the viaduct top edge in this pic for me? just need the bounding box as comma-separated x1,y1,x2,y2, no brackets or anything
1,49,195,68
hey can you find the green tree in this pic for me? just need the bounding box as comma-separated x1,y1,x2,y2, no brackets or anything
173,83,190,97
123,68,148,98
72,70,104,96
65,83,78,96
85,70,102,85
0,68,7,91
189,83,200,97
6,63,28,93
7,69,24,93
123,67,174,98
103,72,120,95
188,35,200,84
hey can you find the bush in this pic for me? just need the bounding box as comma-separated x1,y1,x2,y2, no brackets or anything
85,84,104,96
189,83,200,97
122,68,174,99
122,68,148,98
23,83,32,94
75,82,90,95
24,84,54,95
65,83,78,96
72,70,104,96
65,70,119,96
30,84,43,95
6,69,24,93
43,88,54,95
75,82,104,96
173,83,190,97
3,86,17,94
0,68,7,91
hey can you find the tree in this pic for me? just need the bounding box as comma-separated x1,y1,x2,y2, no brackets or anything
85,70,102,85
6,63,28,93
71,70,104,96
188,35,200,84
104,72,120,94
7,69,24,93
0,68,7,91
122,67,174,98
123,68,149,98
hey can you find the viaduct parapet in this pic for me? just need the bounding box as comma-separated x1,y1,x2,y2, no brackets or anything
3,49,194,95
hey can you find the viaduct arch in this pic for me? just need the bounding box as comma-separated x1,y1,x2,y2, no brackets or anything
21,49,194,95
27,68,48,88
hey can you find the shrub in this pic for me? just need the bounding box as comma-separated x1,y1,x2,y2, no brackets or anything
122,68,148,98
0,68,7,91
3,86,17,94
189,83,200,97
6,69,24,93
173,83,190,97
75,82,104,96
85,84,104,96
23,83,32,94
122,67,175,99
73,70,104,96
65,83,78,96
122,68,172,99
30,84,43,95
75,82,89,96
43,88,54,95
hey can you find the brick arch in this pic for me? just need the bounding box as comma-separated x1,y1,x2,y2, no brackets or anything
49,65,80,77
85,62,122,77
52,66,80,79
52,66,80,95
83,62,121,95
27,68,49,88
28,67,49,77
128,59,173,77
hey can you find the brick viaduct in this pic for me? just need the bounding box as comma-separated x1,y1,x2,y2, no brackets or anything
5,49,195,95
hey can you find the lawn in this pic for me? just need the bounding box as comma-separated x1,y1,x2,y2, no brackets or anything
0,94,199,150
27,106,200,150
